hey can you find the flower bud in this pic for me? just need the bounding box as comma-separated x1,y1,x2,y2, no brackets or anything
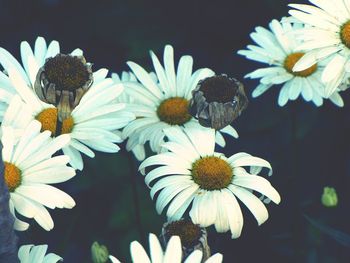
91,242,109,263
321,187,338,207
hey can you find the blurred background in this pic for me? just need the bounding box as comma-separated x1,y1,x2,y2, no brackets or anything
1,0,350,262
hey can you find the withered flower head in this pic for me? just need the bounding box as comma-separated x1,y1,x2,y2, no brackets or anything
34,53,93,121
160,219,211,260
190,74,248,130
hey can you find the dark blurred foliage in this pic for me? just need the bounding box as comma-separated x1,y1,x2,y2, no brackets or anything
1,0,350,262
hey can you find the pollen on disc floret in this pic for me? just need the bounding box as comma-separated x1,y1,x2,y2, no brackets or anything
284,52,317,77
191,156,233,191
157,97,192,125
4,162,22,192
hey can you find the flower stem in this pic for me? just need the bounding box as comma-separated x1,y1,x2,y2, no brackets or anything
0,150,19,263
127,154,146,244
290,103,302,262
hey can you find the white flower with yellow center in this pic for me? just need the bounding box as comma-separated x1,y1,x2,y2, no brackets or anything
140,125,280,238
0,37,135,170
109,233,223,263
122,45,239,161
288,1,350,97
1,120,76,231
18,244,62,263
238,19,344,107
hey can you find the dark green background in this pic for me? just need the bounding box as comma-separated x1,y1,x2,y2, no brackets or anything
0,0,350,262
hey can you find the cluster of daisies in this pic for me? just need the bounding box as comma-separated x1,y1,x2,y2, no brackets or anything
239,0,350,107
0,36,280,262
2,0,347,260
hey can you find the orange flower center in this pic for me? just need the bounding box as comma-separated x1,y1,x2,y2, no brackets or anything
35,108,75,136
61,116,74,134
284,52,317,77
191,156,233,190
341,21,350,49
4,162,22,192
157,97,192,125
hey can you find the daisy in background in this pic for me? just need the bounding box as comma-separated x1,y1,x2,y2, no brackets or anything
111,70,158,161
289,0,350,97
121,45,239,161
140,125,280,238
238,18,345,107
109,233,223,263
0,37,135,170
1,119,76,231
18,244,62,263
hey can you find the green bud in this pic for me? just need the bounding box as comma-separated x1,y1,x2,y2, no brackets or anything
91,241,109,263
321,187,338,207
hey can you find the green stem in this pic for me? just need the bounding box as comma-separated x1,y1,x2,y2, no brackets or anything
128,154,146,245
290,103,302,262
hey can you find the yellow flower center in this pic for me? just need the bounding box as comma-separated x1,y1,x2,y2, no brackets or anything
35,108,75,136
61,116,75,134
35,108,58,134
284,52,317,77
191,156,233,190
341,20,350,49
157,97,192,125
165,220,202,247
4,162,22,192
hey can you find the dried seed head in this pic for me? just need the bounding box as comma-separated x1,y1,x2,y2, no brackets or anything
160,220,211,261
190,74,248,130
165,220,202,247
34,53,93,121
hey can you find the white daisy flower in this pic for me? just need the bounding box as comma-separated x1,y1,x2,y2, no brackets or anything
121,45,239,161
111,71,157,161
0,37,135,170
288,1,350,97
2,120,76,231
18,244,62,263
238,19,344,107
140,125,280,238
109,233,223,263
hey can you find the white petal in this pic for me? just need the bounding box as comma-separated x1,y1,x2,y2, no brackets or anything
163,45,177,96
329,92,344,107
233,174,281,204
228,185,269,226
130,241,151,263
190,191,217,227
184,250,203,263
252,83,272,98
127,61,163,99
277,81,291,106
163,236,182,263
166,184,198,220
149,233,164,263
